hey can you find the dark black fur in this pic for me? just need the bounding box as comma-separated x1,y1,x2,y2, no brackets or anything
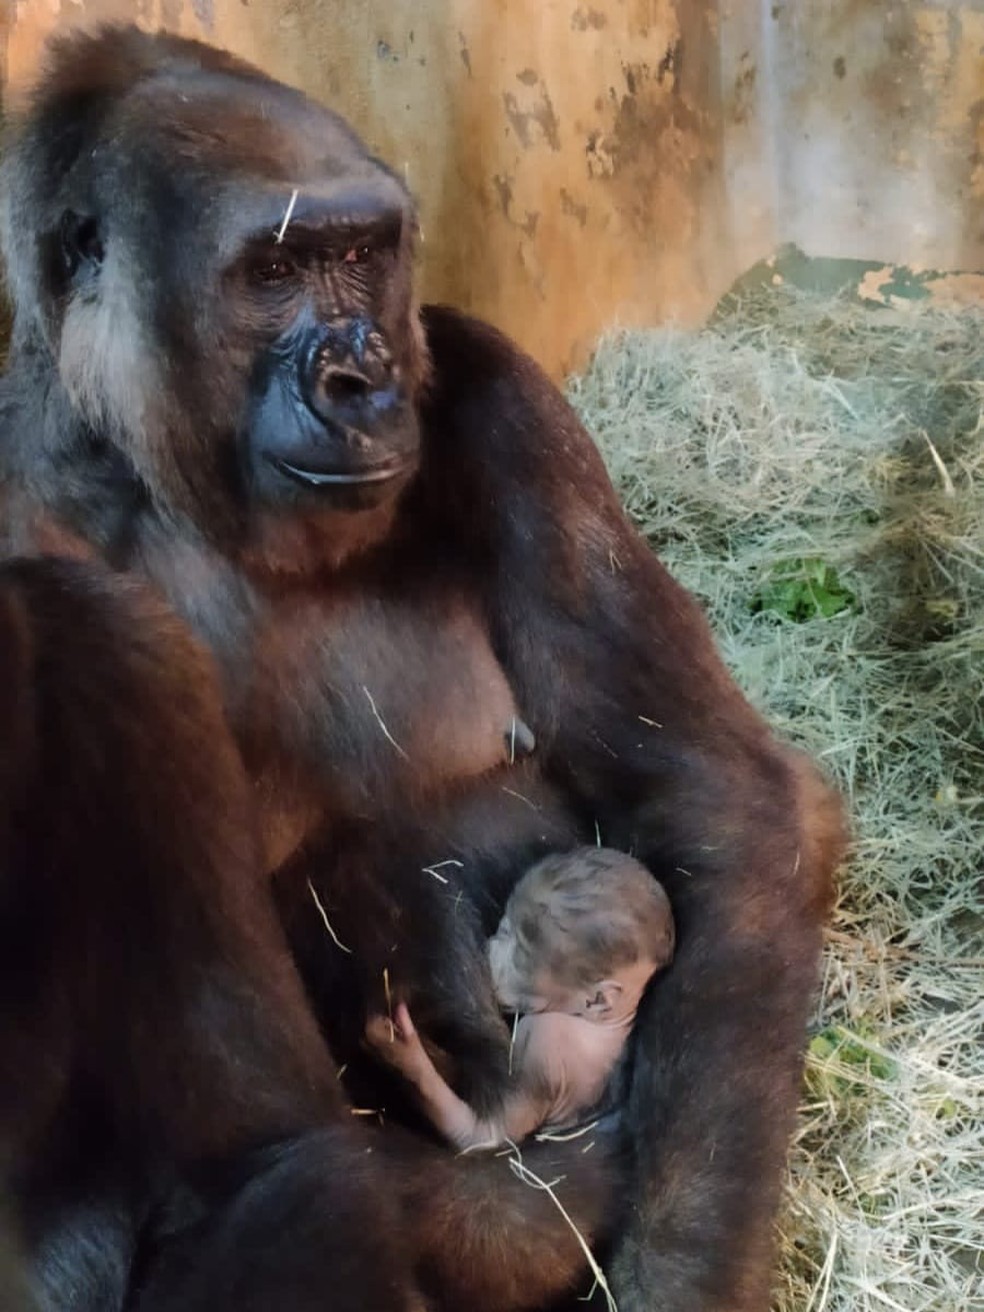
0,26,846,1312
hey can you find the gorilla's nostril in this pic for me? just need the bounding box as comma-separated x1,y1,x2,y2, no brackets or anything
321,367,372,402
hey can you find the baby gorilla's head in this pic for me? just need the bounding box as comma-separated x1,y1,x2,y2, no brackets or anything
487,847,675,1020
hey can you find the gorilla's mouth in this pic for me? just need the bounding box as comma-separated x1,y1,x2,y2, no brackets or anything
270,456,413,489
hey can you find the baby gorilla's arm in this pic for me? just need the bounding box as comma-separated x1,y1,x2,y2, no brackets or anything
365,1003,548,1151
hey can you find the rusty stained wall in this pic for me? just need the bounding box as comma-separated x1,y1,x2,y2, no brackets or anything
4,2,984,376
722,1,984,278
1,0,726,378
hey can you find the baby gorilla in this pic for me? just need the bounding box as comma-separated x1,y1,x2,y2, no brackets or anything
366,847,675,1151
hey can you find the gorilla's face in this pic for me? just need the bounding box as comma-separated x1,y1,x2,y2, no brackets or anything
2,33,428,531
237,213,422,511
219,170,424,514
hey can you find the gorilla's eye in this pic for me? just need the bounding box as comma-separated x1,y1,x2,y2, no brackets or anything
59,211,104,280
74,217,104,265
342,245,372,264
248,252,299,286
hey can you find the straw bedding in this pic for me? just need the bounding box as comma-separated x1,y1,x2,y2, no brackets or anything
569,287,984,1312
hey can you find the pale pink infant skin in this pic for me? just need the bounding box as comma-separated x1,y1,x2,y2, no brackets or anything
366,954,656,1152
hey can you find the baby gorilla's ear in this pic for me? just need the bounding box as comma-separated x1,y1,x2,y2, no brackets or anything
584,980,624,1016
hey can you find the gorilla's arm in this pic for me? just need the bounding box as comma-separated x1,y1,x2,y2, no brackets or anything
0,557,337,1155
419,307,846,1312
0,558,422,1312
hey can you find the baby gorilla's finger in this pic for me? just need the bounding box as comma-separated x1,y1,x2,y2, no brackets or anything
394,1001,416,1039
365,1013,397,1049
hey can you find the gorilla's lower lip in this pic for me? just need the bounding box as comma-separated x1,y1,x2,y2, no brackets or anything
270,457,410,488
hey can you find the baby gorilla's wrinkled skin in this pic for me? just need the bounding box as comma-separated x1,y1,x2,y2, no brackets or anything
366,848,675,1151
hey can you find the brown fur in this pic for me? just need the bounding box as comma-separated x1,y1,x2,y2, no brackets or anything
0,558,425,1312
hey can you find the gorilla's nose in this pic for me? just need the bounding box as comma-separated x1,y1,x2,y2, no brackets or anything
302,323,397,429
307,373,400,434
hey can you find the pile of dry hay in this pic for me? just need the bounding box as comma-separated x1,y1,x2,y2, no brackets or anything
569,287,984,1312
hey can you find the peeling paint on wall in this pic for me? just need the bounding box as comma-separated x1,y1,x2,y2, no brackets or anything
3,0,729,376
723,1,984,277
4,1,983,377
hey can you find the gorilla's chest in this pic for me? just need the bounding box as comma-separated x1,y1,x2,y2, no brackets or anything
252,586,527,793
138,533,530,858
254,588,537,869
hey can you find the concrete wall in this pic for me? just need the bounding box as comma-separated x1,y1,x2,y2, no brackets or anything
722,1,984,280
3,1,984,377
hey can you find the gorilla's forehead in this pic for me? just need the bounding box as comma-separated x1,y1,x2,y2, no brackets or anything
122,73,394,190
91,71,414,258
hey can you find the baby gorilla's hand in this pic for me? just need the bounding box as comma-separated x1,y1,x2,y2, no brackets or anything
365,1002,432,1085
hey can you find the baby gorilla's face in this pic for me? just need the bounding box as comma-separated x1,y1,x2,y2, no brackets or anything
487,915,541,1012
487,915,578,1015
487,915,527,1010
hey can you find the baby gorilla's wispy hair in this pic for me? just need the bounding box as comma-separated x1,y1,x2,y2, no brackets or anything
508,847,675,989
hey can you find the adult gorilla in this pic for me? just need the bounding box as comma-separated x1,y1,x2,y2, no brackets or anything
0,25,845,1312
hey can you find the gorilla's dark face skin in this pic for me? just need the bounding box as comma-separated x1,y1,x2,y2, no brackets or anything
221,179,424,511
247,300,419,507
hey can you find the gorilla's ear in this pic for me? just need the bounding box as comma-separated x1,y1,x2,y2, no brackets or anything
56,210,104,287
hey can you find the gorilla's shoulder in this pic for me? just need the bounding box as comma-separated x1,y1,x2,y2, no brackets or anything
420,305,550,394
418,305,601,479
